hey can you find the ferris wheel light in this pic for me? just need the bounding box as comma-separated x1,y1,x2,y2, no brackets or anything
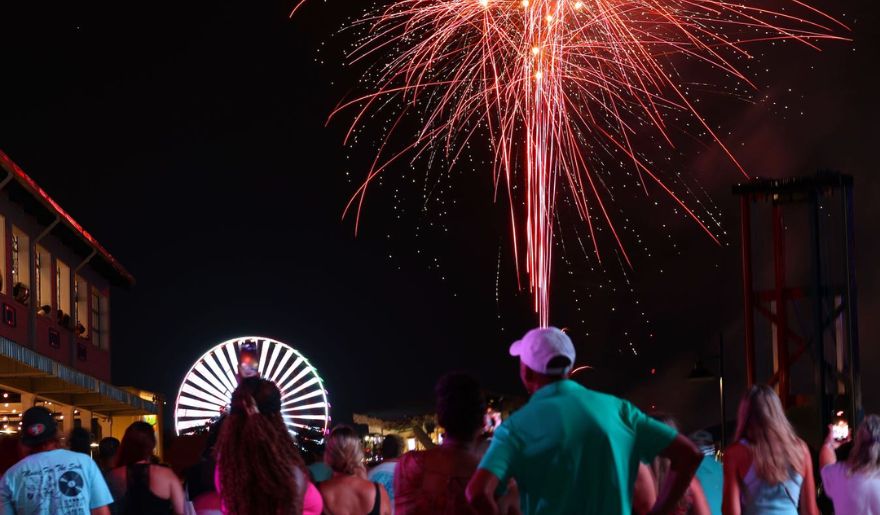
175,336,330,441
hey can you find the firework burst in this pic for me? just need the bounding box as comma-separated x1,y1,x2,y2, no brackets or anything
311,0,847,326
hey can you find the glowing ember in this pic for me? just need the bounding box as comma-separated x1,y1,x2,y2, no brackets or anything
306,0,847,326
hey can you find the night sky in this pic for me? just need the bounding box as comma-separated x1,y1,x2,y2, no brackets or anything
0,0,877,435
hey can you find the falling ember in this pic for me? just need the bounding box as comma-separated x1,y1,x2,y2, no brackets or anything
313,0,848,326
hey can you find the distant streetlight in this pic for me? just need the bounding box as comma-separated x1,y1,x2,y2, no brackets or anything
688,335,726,448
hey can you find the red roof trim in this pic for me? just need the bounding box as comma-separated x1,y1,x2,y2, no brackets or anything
0,149,135,287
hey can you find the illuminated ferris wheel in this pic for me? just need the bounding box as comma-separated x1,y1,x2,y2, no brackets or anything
174,336,330,441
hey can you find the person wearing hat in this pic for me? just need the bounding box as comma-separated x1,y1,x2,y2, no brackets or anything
0,406,113,514
466,327,703,515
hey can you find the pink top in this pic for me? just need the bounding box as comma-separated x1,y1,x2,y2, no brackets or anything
214,461,323,514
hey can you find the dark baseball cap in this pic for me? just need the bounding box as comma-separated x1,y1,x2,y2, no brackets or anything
21,407,58,446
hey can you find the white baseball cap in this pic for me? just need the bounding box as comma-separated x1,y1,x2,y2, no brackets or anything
509,327,575,375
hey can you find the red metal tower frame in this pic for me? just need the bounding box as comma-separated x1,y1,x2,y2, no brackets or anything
735,172,861,430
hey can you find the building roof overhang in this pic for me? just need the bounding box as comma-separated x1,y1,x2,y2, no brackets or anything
0,150,135,289
0,337,155,415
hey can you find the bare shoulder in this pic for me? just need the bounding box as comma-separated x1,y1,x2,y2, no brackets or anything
152,465,180,483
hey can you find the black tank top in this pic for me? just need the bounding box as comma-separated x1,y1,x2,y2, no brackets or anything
123,464,173,515
368,482,381,515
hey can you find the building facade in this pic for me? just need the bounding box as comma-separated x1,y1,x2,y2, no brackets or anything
0,150,158,463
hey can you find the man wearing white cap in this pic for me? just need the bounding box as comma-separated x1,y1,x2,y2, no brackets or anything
467,327,702,515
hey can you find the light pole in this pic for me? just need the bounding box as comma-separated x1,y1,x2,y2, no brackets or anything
688,334,726,448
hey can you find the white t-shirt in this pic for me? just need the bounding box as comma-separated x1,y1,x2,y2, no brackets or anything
0,448,113,515
821,462,880,515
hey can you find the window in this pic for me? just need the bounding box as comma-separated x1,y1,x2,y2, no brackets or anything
90,290,99,347
10,226,30,289
74,276,89,337
56,260,71,317
0,217,6,295
35,246,52,310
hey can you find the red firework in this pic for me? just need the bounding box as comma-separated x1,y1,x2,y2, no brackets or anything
307,0,847,326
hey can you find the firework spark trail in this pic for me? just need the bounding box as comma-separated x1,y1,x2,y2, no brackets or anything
318,0,848,326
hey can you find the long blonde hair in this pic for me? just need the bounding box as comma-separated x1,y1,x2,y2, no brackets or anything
847,414,880,475
324,425,367,477
733,385,804,484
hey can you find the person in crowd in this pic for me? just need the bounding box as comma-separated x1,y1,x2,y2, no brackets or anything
319,425,391,515
395,373,519,515
819,414,880,514
722,385,818,515
0,406,113,514
688,431,722,515
644,414,711,515
305,449,333,484
214,377,322,515
183,419,223,515
467,327,702,515
368,434,402,503
107,421,184,515
70,427,93,455
98,437,121,476
633,463,658,515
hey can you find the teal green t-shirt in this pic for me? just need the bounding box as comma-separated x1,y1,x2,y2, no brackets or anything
478,380,677,515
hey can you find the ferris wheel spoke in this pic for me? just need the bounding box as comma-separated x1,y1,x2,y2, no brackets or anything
284,376,320,398
274,356,304,386
178,395,224,411
193,362,229,397
257,339,270,375
279,366,313,394
181,384,228,407
204,354,236,395
187,370,229,402
282,389,326,406
288,414,329,421
222,342,239,386
281,402,328,412
178,408,221,418
265,343,283,379
268,349,293,384
178,418,212,431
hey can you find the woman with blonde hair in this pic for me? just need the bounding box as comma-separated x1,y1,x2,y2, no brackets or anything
318,425,391,515
819,414,880,514
722,385,818,515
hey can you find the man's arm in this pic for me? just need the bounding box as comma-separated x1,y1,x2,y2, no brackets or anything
467,468,501,515
91,507,110,515
648,434,702,515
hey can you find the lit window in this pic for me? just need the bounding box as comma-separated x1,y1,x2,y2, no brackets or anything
56,260,71,319
10,226,30,303
74,276,88,337
35,246,52,310
0,217,6,295
91,290,99,347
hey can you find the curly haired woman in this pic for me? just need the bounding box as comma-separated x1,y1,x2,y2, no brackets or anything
214,377,322,515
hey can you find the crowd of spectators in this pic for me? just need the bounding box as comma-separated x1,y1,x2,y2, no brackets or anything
1,326,879,514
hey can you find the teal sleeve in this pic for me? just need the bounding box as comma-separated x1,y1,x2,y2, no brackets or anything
625,402,678,462
478,421,519,482
87,460,114,509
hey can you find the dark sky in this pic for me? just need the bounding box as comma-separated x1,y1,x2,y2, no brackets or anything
0,0,877,434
